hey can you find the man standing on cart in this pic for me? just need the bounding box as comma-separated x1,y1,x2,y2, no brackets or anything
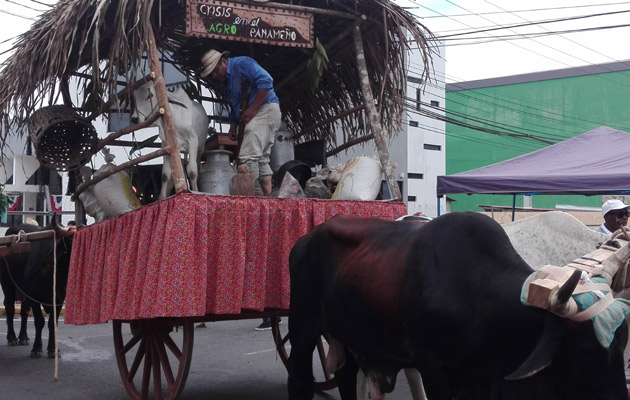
201,49,282,196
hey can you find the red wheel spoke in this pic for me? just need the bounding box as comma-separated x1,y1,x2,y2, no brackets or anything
141,338,152,399
281,332,290,346
113,319,194,400
155,336,176,387
316,339,332,381
122,334,143,355
152,340,164,400
128,337,147,382
159,329,182,361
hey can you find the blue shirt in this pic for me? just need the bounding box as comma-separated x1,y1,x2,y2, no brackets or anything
225,56,279,123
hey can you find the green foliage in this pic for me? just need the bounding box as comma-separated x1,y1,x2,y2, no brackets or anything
306,38,329,93
0,182,11,216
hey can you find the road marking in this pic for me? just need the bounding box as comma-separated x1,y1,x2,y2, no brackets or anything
243,345,290,356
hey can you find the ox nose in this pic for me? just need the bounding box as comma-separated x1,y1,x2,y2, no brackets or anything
130,115,139,124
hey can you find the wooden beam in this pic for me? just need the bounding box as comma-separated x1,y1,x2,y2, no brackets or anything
0,241,31,257
95,110,162,153
352,20,401,200
71,147,169,201
327,133,373,157
147,24,188,195
0,230,59,247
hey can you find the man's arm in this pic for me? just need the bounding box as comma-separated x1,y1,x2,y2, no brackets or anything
240,88,270,124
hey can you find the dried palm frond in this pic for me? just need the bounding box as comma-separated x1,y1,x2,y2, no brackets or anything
0,0,436,155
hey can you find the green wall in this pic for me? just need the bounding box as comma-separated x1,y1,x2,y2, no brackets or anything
445,69,630,211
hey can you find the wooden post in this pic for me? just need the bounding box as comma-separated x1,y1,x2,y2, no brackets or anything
352,20,401,201
147,24,188,195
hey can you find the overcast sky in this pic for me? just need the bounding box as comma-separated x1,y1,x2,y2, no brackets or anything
1,0,629,84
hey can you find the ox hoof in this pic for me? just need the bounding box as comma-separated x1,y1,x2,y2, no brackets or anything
19,339,30,346
7,339,19,346
30,350,43,358
47,350,60,359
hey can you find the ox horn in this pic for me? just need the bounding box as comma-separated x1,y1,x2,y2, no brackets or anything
548,269,581,316
602,242,630,281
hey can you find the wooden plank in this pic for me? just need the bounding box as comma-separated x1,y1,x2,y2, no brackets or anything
566,263,599,275
538,264,576,284
0,230,58,247
571,258,601,266
582,247,616,262
186,0,314,48
527,278,559,309
0,242,31,257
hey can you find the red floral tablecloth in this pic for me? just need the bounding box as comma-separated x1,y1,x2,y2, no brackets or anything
65,193,407,324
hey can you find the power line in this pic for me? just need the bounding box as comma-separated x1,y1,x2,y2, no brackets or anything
428,1,630,91
413,2,630,19
4,0,45,13
0,7,36,21
407,60,630,137
432,9,630,38
483,0,630,70
440,23,630,45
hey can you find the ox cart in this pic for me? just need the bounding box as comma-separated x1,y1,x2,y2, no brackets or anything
66,193,406,399
0,0,433,398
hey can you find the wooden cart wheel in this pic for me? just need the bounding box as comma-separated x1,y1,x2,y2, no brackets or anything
113,319,194,400
271,317,337,392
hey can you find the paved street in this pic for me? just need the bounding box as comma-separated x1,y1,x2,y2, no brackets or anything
0,317,415,400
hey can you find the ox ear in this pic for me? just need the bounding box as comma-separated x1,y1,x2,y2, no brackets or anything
505,316,564,380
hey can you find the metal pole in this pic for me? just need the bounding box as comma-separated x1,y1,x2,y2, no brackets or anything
512,194,516,222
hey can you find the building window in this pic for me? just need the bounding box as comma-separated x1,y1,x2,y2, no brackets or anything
408,173,423,179
408,196,417,202
416,88,422,111
409,120,418,127
424,144,441,151
430,100,440,107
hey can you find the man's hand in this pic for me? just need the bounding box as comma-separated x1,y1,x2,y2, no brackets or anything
228,125,238,141
240,106,258,125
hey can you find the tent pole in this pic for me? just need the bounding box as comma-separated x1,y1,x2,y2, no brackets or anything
437,197,441,216
512,195,516,222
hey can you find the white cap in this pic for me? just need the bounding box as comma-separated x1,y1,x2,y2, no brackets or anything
602,199,629,216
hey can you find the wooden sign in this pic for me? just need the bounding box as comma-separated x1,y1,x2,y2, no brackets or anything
186,0,314,48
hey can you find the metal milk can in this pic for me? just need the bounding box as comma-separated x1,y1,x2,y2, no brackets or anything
198,150,236,195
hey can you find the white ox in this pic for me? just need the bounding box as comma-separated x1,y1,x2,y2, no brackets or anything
131,82,209,199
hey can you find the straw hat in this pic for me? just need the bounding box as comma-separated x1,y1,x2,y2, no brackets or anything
200,49,228,78
25,217,38,226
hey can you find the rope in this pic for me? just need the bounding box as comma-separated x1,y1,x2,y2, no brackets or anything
53,229,59,381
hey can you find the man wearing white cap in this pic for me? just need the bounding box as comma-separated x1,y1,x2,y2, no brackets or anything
200,49,281,196
595,199,630,236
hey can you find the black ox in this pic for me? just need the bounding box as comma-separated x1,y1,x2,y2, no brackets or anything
0,219,74,358
287,212,630,400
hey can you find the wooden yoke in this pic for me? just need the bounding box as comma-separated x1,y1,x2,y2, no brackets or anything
147,24,188,195
352,18,401,201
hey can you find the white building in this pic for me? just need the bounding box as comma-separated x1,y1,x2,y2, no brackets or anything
330,42,446,217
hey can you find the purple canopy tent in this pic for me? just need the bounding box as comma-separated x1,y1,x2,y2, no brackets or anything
436,126,630,217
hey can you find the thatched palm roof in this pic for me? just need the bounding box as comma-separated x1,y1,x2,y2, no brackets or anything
0,0,435,152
